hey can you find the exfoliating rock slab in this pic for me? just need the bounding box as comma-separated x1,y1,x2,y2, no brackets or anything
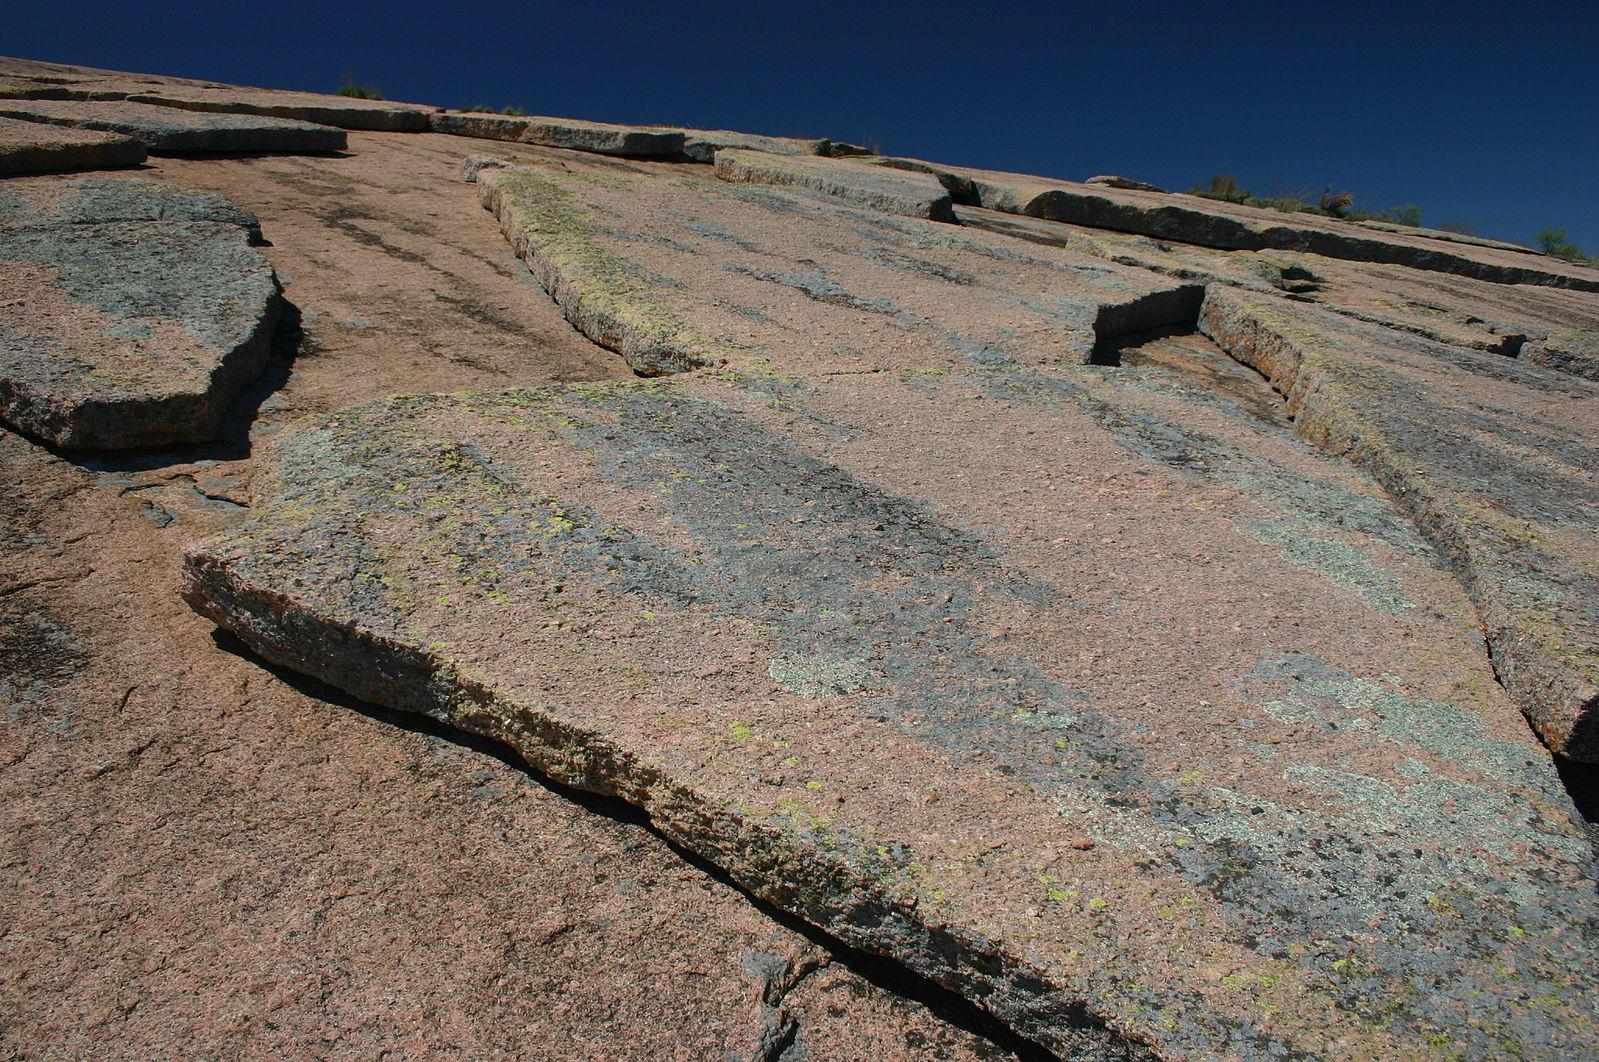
127,89,434,131
0,176,262,242
0,115,145,175
1200,285,1599,759
973,207,1599,371
191,146,1599,1057
477,163,1197,376
185,364,1599,1059
868,156,1599,291
0,98,346,154
714,149,956,221
430,111,684,157
0,181,279,448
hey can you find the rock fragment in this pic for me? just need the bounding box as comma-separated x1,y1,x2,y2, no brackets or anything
0,99,346,154
1521,329,1599,381
0,176,263,242
868,156,1599,290
0,180,280,448
714,148,956,221
0,115,145,175
1085,174,1165,192
430,111,685,157
126,89,434,131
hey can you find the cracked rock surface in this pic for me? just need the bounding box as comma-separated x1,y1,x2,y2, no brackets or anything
5,53,1598,1061
186,146,1599,1057
0,178,279,448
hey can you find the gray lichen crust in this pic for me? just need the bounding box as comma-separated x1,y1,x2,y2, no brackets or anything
0,179,279,448
0,98,346,153
0,115,145,175
185,381,1599,1059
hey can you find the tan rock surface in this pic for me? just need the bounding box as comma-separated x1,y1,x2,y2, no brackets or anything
0,116,144,175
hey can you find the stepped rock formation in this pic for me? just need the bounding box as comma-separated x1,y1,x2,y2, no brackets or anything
0,115,145,175
0,178,280,447
0,98,347,153
4,54,1597,1061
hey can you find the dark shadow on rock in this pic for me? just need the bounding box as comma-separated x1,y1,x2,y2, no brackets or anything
64,297,306,474
207,626,1070,1062
1554,756,1599,861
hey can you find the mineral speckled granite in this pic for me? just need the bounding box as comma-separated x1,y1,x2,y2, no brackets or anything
0,179,279,448
1198,287,1599,761
126,89,435,131
0,176,263,242
0,115,145,175
865,156,1599,292
476,164,1200,375
185,151,1599,1059
0,98,346,154
431,112,687,157
714,149,957,221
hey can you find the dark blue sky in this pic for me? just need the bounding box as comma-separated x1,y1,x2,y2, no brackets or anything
11,1,1597,250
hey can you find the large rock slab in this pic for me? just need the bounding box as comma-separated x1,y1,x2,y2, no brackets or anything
0,179,279,448
0,99,346,154
127,89,434,131
868,156,1599,291
965,207,1599,375
431,111,685,157
673,129,866,163
185,149,1599,1057
1199,286,1599,759
714,148,956,221
0,176,262,242
1522,329,1599,381
476,163,1199,376
185,365,1599,1059
0,115,145,175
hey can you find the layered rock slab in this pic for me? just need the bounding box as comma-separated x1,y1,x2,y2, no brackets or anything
0,175,263,241
966,208,1599,377
127,89,434,131
476,163,1201,376
1199,286,1599,760
431,111,685,157
0,115,145,175
192,152,1599,1057
185,367,1599,1059
0,179,279,448
867,156,1599,291
715,148,957,221
0,99,346,154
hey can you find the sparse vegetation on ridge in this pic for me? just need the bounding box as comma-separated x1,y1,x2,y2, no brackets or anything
335,77,383,100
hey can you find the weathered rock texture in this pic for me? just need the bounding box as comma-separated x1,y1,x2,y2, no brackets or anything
714,148,957,221
1199,287,1599,759
127,89,434,131
478,164,1198,375
0,115,145,175
0,179,279,447
0,99,346,154
187,153,1599,1059
1085,175,1165,192
868,156,1599,291
431,112,685,157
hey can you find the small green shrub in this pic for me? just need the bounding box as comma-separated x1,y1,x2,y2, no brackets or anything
335,78,383,100
1535,227,1595,265
1318,187,1354,216
1192,174,1250,203
502,105,527,116
1382,203,1423,227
